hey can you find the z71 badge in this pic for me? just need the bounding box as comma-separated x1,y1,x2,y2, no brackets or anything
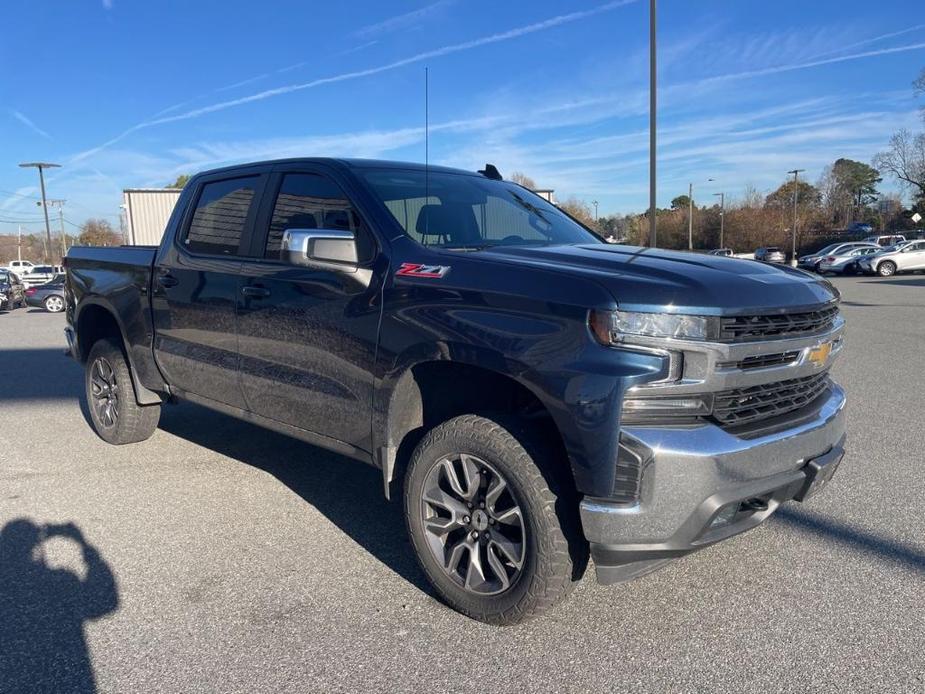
396,262,451,279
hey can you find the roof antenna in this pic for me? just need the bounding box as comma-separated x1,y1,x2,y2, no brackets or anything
424,66,430,246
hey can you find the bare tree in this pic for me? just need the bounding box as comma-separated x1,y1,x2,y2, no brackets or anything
509,171,537,189
873,129,925,203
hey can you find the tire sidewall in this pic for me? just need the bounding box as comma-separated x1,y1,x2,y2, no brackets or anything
404,417,554,619
85,339,130,443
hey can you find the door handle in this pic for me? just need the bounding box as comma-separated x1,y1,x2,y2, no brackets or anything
157,273,179,288
241,285,271,298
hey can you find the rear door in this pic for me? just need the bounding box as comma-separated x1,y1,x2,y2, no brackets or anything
151,168,268,408
235,164,386,452
902,241,925,270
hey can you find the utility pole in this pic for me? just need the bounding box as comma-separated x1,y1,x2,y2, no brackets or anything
788,169,805,266
19,161,60,263
17,225,22,262
713,192,725,249
688,178,714,251
592,200,599,221
40,199,67,259
648,0,657,247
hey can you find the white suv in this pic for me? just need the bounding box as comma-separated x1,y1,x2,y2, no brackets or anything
860,240,925,276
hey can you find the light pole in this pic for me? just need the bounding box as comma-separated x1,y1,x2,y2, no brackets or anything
592,200,599,221
19,161,60,263
648,0,657,247
688,178,714,251
713,192,725,249
787,169,805,266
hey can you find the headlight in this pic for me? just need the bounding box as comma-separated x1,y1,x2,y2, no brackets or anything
590,309,716,343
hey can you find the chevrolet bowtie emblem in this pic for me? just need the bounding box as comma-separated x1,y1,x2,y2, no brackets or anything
808,342,832,368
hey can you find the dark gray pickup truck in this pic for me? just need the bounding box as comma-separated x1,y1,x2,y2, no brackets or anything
64,158,847,624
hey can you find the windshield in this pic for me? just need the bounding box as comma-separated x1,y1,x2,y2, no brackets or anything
362,169,600,249
815,244,841,255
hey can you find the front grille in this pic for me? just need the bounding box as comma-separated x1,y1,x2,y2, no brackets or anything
712,371,831,426
722,351,801,370
720,305,839,342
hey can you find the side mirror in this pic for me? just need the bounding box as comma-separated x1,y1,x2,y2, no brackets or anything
281,228,358,267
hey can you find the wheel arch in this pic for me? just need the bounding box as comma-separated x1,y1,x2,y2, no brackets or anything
75,299,162,405
377,355,576,501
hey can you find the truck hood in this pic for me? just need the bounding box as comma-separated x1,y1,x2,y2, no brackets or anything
478,244,838,314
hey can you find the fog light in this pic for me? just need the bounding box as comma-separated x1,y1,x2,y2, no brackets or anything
709,503,739,528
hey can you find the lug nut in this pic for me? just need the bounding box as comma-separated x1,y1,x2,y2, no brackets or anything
471,531,479,540
463,516,470,524
467,502,473,509
488,518,495,525
479,502,485,509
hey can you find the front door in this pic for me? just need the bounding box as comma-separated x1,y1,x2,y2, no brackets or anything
151,171,266,408
235,167,385,452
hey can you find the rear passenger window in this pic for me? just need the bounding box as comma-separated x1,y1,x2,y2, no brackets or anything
265,173,373,262
184,177,257,256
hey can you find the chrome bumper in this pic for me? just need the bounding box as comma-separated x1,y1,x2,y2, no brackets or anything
581,383,847,584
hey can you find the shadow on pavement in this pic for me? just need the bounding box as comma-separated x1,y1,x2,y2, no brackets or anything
0,348,81,401
859,277,925,288
776,507,925,574
0,519,119,694
158,403,433,596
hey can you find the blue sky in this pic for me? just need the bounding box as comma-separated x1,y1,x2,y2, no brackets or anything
1,0,923,234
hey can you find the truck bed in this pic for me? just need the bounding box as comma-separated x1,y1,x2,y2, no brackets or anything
65,245,163,401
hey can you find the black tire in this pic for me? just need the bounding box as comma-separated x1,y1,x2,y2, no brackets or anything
877,261,896,277
844,263,857,276
85,338,160,444
404,414,584,625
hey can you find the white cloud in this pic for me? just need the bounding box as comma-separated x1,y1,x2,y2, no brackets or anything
355,0,454,39
9,110,51,139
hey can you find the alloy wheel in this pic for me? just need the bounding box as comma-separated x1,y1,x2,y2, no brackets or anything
45,296,64,312
90,357,120,428
420,454,527,595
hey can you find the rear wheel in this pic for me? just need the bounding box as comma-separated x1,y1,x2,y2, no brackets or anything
44,295,64,312
85,339,160,444
877,261,896,277
404,414,584,625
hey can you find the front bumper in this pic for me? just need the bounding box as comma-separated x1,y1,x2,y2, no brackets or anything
581,383,846,584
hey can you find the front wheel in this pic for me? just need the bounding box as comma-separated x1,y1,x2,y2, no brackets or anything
877,261,896,277
404,414,584,625
44,295,65,312
85,339,160,444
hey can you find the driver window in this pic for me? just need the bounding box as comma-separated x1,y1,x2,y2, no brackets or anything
265,173,373,263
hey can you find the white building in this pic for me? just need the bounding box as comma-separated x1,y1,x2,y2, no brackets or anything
122,188,182,245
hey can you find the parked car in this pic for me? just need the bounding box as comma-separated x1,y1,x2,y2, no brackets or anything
858,239,925,276
817,246,880,274
797,242,877,272
863,234,906,247
24,274,66,312
20,264,58,287
708,248,733,256
754,246,786,263
0,269,26,310
5,260,35,274
65,158,846,624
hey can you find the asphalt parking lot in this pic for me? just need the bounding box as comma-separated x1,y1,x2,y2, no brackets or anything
1,276,923,693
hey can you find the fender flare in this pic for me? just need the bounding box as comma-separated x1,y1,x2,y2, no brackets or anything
74,297,163,406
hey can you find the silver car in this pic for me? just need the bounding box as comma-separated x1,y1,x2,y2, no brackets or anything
755,247,786,263
817,245,880,274
859,240,925,276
